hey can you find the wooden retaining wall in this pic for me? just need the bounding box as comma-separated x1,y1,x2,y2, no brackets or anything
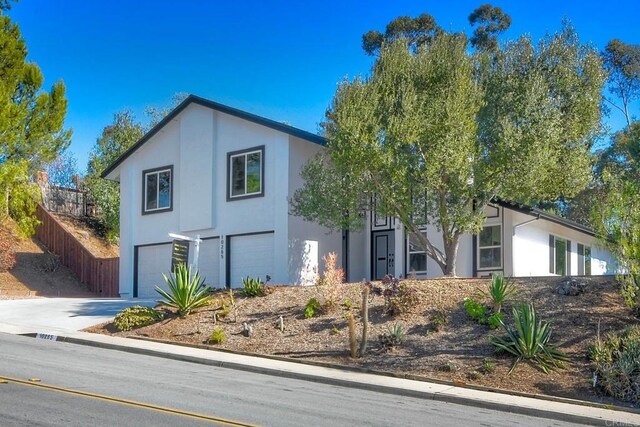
36,205,119,297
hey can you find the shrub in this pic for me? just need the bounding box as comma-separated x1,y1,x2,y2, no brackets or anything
481,274,517,313
487,312,504,330
156,264,211,317
589,325,640,403
209,328,226,344
370,275,419,316
113,305,163,332
463,297,487,324
430,308,448,332
491,303,569,374
316,252,344,310
379,323,406,350
481,358,496,374
304,298,322,319
240,277,266,297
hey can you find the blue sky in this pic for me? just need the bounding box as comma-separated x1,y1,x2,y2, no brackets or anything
7,0,640,172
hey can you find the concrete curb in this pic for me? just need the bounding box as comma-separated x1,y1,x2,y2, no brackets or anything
38,332,639,426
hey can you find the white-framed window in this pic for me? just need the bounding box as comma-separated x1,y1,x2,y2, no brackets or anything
577,243,592,275
407,229,428,275
478,225,502,270
227,146,264,200
143,166,172,214
549,235,571,276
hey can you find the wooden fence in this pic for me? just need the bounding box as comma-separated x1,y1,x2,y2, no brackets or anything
36,205,119,297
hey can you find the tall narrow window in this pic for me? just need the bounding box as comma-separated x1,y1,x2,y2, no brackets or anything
143,166,172,214
227,146,264,200
550,235,571,276
578,243,592,276
478,225,502,270
407,230,427,275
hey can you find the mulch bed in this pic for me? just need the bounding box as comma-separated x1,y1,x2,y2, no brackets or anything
85,276,639,408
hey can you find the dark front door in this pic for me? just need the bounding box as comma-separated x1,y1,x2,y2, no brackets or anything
373,230,395,280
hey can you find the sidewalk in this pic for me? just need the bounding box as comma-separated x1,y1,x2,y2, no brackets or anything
0,320,638,427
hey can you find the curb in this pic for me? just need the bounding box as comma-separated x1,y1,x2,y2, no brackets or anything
47,333,639,427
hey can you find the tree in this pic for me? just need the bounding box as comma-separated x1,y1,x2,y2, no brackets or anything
602,39,640,127
84,111,144,242
362,13,441,56
0,8,71,235
46,150,79,188
468,4,512,51
593,122,640,310
292,24,605,277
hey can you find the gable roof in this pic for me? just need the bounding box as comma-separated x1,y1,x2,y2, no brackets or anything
494,198,597,237
101,94,327,179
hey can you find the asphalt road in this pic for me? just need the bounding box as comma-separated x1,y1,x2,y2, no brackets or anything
0,333,581,427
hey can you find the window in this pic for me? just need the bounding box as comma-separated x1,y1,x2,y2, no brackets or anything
478,225,502,269
407,230,427,275
143,166,172,214
578,243,592,275
549,235,571,276
227,146,264,200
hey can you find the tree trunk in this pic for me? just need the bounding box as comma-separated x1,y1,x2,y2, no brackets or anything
442,233,460,277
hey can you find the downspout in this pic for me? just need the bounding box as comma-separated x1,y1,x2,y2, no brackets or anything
511,214,540,277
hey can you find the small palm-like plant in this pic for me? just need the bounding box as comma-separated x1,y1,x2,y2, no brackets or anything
156,264,210,317
241,277,266,297
482,274,517,313
491,303,570,374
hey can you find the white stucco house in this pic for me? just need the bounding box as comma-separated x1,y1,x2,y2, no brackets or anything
102,95,619,298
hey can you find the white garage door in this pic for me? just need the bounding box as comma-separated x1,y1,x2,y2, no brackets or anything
198,238,220,288
137,239,221,298
137,243,173,299
230,233,274,288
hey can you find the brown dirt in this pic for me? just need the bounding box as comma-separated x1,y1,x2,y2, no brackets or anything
52,214,119,258
85,276,640,408
0,218,95,299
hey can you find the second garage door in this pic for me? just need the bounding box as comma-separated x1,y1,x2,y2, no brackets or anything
229,233,274,287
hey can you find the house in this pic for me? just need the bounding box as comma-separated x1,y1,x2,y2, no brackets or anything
102,95,619,298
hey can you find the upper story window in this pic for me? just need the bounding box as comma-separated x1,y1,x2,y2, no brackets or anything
577,243,592,275
549,235,571,276
143,165,173,214
478,225,502,270
227,146,264,200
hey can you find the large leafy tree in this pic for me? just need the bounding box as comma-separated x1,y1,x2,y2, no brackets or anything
362,13,441,56
468,4,512,51
292,22,605,277
0,6,71,235
85,111,144,242
602,39,640,127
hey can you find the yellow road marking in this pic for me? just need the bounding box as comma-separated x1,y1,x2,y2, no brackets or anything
0,375,259,427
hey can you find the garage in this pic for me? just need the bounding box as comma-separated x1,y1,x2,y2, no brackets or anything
136,238,220,298
229,233,274,288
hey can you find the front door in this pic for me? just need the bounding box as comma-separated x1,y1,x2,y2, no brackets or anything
373,230,395,280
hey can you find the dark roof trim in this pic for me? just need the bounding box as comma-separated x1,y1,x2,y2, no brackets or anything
101,94,327,179
493,198,597,237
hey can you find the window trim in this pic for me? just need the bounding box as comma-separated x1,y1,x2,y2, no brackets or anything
141,165,173,215
226,145,265,201
406,228,428,275
477,224,503,271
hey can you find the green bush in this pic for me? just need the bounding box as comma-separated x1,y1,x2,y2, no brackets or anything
463,297,487,324
209,327,226,344
481,274,517,313
430,308,448,332
113,305,163,332
304,298,322,319
588,325,640,403
487,312,504,330
156,264,211,317
240,277,266,297
491,303,569,374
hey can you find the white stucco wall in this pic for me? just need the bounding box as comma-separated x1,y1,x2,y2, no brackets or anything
287,136,343,285
115,104,300,295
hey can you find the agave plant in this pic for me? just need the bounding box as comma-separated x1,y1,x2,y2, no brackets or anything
491,303,570,374
156,264,211,317
481,274,517,313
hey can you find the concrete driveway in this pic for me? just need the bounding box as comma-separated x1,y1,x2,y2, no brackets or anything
0,298,156,334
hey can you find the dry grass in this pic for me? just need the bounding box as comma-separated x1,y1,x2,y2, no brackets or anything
86,276,639,407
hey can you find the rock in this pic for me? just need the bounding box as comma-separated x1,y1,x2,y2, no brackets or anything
556,277,588,296
242,322,253,337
